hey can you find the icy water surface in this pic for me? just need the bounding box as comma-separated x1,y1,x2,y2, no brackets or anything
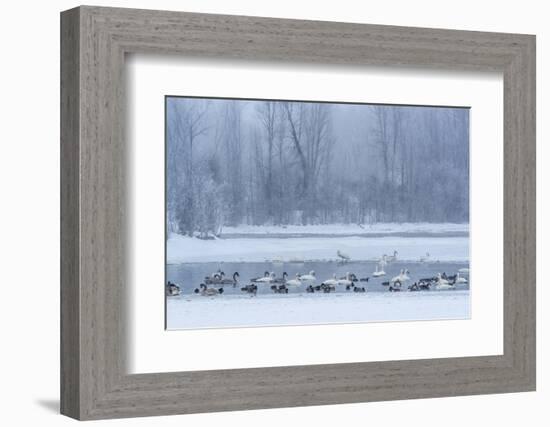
167,260,469,296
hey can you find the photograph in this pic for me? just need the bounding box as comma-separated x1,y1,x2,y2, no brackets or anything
165,96,470,329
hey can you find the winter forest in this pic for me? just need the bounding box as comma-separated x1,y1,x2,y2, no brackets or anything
166,97,469,238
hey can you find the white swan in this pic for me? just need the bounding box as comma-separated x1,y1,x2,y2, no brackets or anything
390,269,410,284
299,270,316,282
372,264,386,277
378,254,388,267
384,250,398,263
253,272,276,283
337,272,354,287
435,273,454,290
454,272,468,284
322,274,339,287
285,273,302,287
337,250,351,262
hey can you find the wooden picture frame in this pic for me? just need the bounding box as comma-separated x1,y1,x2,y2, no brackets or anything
60,5,536,420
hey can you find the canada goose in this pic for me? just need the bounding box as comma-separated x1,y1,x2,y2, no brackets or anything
408,282,420,292
206,271,240,286
339,272,358,282
305,285,315,293
165,281,181,296
211,269,224,280
321,283,335,293
204,271,222,284
299,271,316,282
372,264,386,277
222,272,240,284
194,284,224,296
240,284,258,295
270,284,289,294
359,276,370,282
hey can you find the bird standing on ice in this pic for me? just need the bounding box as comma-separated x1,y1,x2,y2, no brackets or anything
337,250,351,263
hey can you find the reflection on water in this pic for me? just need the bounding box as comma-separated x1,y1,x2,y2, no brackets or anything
167,260,469,296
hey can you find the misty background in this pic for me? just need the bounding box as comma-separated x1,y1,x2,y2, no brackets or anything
166,97,469,237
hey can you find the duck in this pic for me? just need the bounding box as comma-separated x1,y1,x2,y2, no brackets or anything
194,284,224,296
299,270,316,282
305,285,315,293
372,263,386,277
353,286,366,293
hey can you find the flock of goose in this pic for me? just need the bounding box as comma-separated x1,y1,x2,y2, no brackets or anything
165,251,470,297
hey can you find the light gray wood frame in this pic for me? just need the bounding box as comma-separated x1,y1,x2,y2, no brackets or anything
61,5,536,420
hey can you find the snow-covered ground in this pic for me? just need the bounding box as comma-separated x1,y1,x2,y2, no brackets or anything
220,222,469,236
167,290,470,329
167,234,469,263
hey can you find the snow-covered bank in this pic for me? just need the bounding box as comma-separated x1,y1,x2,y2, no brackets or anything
167,234,469,264
220,222,469,237
167,290,470,329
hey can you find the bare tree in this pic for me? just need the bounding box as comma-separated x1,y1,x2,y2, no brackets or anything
166,98,470,233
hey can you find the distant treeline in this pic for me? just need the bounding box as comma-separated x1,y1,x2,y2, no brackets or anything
166,98,469,237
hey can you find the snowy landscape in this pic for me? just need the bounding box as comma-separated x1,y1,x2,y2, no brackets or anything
165,97,470,329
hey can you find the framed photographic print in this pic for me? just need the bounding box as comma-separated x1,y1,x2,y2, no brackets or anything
164,96,471,330
61,6,536,420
